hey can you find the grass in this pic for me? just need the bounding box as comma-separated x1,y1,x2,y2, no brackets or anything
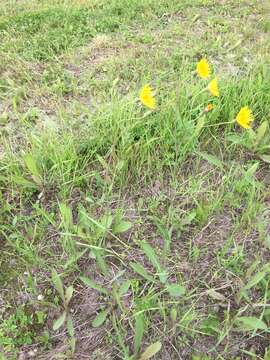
0,0,270,359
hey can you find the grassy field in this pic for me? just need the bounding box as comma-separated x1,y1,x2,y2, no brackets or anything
0,0,270,359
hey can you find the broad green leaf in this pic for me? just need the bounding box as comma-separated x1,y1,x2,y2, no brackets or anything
53,311,66,331
194,116,205,137
130,262,155,283
96,154,109,171
100,214,113,230
119,280,131,297
80,276,108,295
256,121,268,145
141,242,161,272
93,248,108,276
170,307,177,322
159,271,168,284
13,175,37,188
264,347,270,360
236,316,267,331
197,151,224,170
78,209,107,233
92,309,108,327
113,220,132,234
52,269,65,302
152,219,171,255
59,203,73,230
140,241,167,283
245,162,259,177
226,134,246,146
134,313,145,355
248,128,256,141
192,356,211,360
65,286,74,306
260,154,270,164
67,314,74,337
206,289,226,302
166,284,186,297
243,270,268,290
139,341,162,360
24,154,42,185
70,337,76,354
181,211,196,226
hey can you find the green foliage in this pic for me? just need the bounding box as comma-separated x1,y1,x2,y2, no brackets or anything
0,306,45,354
0,0,270,358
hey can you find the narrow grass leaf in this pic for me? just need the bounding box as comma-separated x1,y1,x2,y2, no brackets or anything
53,311,66,331
80,276,108,295
139,341,162,360
130,262,155,282
134,313,145,355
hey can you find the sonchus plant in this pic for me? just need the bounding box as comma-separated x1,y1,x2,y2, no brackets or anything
52,269,76,354
228,106,270,162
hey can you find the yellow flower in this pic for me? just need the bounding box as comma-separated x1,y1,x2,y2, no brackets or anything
236,106,254,129
139,85,156,110
208,78,219,97
204,104,214,113
196,58,211,79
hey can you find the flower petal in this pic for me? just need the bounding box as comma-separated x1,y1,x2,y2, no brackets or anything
196,58,211,79
139,85,156,110
208,78,219,97
236,106,254,129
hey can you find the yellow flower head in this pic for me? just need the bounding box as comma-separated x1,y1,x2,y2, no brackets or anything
208,78,219,97
139,85,156,110
236,106,254,129
204,104,214,113
196,58,211,79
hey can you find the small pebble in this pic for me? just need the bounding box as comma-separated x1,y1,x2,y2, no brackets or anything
28,349,37,357
18,353,26,360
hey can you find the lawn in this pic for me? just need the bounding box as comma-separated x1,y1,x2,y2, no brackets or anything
0,0,270,359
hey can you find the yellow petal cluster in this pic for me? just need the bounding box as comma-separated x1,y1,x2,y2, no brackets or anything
236,106,254,129
208,78,219,97
196,58,211,79
139,85,156,110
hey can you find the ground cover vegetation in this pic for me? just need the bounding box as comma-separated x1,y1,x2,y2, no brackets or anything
0,0,270,359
